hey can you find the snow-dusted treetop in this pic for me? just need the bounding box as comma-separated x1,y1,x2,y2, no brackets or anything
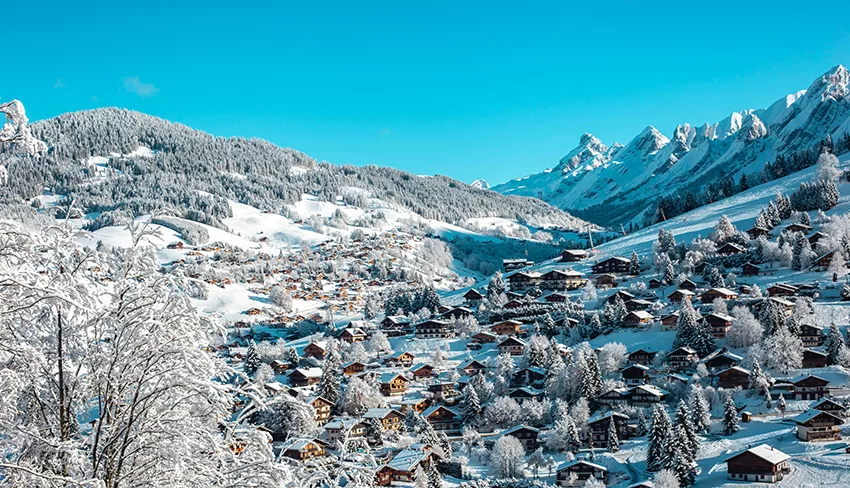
0,99,46,156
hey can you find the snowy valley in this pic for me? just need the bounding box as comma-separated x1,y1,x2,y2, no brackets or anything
6,66,850,488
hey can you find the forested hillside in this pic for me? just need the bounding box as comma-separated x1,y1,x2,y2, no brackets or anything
0,108,590,232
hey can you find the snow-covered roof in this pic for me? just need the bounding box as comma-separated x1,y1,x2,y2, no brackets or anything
811,397,845,409
630,385,669,397
379,372,407,383
557,459,607,472
324,417,365,430
724,444,790,465
792,409,842,424
501,424,540,436
387,446,432,471
281,438,319,451
291,367,323,378
421,404,460,418
627,310,654,320
363,408,401,419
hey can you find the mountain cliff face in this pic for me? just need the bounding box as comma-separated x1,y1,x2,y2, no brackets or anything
493,65,850,227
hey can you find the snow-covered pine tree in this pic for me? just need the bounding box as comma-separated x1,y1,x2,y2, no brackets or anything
579,346,603,399
607,416,620,453
462,384,483,425
667,426,696,487
759,298,787,337
777,393,787,416
722,395,739,436
488,272,506,300
687,385,711,434
706,267,725,288
630,251,641,275
673,299,702,352
674,400,699,462
664,262,676,285
427,461,443,488
647,404,673,471
245,341,262,375
824,324,849,365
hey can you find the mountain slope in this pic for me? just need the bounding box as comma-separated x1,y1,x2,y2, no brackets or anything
493,65,850,227
0,108,592,234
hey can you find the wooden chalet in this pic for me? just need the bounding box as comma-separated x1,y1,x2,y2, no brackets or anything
767,283,798,297
621,364,651,385
812,250,836,270
560,249,589,262
666,347,698,370
427,382,459,403
363,408,404,431
381,444,441,484
381,315,412,332
714,366,751,389
378,373,409,396
498,336,526,356
421,405,462,434
802,349,828,369
660,311,680,330
441,306,473,320
414,319,455,339
459,359,488,376
808,231,829,245
385,351,415,367
811,397,848,417
512,367,546,388
586,412,630,448
324,417,367,443
399,397,431,414
625,298,654,311
503,258,534,272
700,287,739,302
717,242,747,255
624,310,654,328
792,409,843,441
786,222,812,233
798,324,824,347
500,424,541,452
648,278,663,289
305,395,333,424
490,320,522,336
724,444,790,483
595,274,617,288
746,226,771,239
544,292,570,302
539,269,586,290
704,312,734,338
628,384,669,405
303,340,328,359
507,271,542,291
409,363,435,379
462,288,485,302
607,290,635,304
280,438,327,461
701,349,742,371
288,368,322,387
339,327,367,343
470,331,497,344
628,348,657,366
557,460,608,487
591,256,631,275
678,278,698,291
343,361,366,376
791,374,830,400
741,262,761,276
667,289,694,303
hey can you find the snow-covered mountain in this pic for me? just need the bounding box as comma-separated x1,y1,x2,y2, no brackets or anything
493,65,850,227
470,179,490,190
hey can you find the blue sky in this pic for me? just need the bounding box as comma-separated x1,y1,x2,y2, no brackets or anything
5,1,850,184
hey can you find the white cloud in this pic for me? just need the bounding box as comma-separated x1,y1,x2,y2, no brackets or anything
122,76,159,97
